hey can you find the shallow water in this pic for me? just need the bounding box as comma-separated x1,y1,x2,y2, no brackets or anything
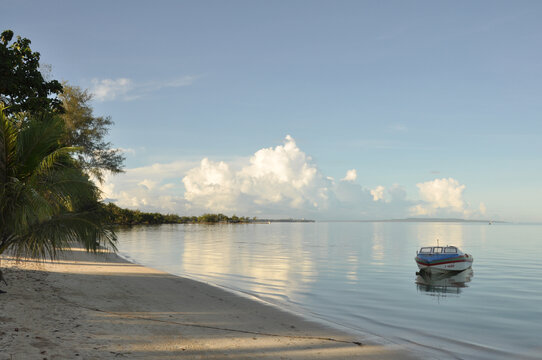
116,222,542,359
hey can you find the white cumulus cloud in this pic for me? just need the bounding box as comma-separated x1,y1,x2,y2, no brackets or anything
342,169,357,182
91,78,133,102
90,75,198,102
479,202,487,215
411,178,468,216
182,158,239,212
370,185,385,201
182,135,330,215
99,161,198,213
99,137,488,220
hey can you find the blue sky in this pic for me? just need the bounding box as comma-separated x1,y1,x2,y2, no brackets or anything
3,1,541,221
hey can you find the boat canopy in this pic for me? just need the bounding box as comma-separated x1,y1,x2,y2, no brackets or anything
419,246,459,255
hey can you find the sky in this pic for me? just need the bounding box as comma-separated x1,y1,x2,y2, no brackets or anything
3,1,542,221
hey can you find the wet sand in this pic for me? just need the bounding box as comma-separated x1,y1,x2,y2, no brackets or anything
0,248,420,359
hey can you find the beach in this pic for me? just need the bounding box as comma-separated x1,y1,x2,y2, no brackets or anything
0,248,419,359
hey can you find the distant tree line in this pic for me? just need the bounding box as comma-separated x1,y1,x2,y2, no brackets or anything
102,203,253,225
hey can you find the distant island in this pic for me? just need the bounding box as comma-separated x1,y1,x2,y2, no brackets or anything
325,218,504,223
102,203,314,225
253,218,315,223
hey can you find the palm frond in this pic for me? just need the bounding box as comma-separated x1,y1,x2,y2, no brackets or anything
13,209,117,259
0,107,117,260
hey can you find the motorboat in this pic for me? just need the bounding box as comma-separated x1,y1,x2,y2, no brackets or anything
415,245,473,273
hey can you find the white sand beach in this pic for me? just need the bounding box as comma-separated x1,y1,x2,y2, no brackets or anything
0,248,420,359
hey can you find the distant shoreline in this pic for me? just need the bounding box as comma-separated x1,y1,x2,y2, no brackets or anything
321,218,505,223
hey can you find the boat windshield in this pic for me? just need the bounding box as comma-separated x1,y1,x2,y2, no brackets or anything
419,246,461,255
444,246,458,253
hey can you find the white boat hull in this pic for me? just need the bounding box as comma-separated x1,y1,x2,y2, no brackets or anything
416,259,473,273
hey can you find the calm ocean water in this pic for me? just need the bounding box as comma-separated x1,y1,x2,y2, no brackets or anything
116,222,542,359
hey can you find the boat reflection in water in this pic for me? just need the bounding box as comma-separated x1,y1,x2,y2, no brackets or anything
416,268,474,297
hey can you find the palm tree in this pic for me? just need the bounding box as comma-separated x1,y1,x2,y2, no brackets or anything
0,107,116,259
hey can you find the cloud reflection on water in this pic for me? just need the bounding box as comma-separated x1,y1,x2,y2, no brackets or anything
179,224,317,302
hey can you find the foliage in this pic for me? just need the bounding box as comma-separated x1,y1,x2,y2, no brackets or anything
0,30,63,115
0,31,123,182
102,203,252,225
59,84,125,182
0,108,116,259
197,213,229,223
102,203,186,225
196,213,249,223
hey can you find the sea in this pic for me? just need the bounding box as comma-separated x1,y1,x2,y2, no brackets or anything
115,221,542,360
